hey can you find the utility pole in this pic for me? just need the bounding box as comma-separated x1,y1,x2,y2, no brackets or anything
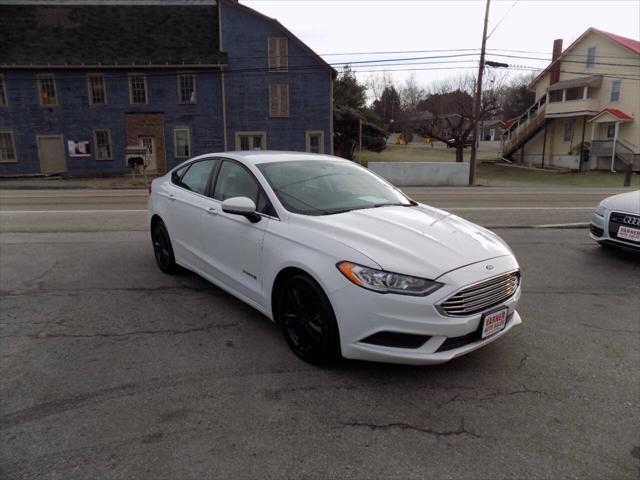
469,0,491,186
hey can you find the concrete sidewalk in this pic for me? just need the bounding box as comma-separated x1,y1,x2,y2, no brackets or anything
0,175,152,190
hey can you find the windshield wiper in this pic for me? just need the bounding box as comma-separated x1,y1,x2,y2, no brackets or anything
372,202,409,208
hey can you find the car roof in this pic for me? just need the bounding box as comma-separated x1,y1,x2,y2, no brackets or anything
188,151,346,165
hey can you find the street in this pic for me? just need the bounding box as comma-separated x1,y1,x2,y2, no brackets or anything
1,187,639,479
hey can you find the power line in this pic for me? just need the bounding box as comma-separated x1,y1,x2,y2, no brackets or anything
487,0,518,40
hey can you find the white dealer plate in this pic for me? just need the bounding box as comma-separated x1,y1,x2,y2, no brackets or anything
481,307,508,339
617,226,640,243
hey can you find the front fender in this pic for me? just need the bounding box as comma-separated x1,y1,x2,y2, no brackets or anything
261,219,380,320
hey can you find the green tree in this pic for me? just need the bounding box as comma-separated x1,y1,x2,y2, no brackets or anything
333,66,386,160
333,66,367,110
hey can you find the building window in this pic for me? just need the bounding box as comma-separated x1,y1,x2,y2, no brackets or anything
563,121,573,142
38,75,58,106
586,47,596,68
606,124,616,139
174,127,191,158
235,132,266,151
0,131,17,163
88,74,107,105
306,131,324,154
565,87,582,101
177,73,196,104
0,75,7,106
269,84,289,117
129,74,147,104
93,129,112,160
549,90,563,102
268,37,288,72
610,80,621,102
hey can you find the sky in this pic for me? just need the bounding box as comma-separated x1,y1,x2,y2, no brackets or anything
243,0,640,91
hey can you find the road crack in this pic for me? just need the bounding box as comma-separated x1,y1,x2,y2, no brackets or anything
0,322,238,340
342,417,480,439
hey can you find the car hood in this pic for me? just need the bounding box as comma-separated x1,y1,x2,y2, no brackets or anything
310,204,514,279
602,190,640,214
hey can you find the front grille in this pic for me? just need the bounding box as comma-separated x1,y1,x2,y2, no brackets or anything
590,224,604,237
609,212,640,240
439,270,520,317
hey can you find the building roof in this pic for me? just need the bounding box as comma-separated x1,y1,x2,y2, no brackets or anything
0,3,226,67
596,29,640,55
589,108,634,123
528,27,640,89
220,0,336,76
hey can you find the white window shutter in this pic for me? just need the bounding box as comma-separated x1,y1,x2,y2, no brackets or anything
278,38,288,70
269,84,279,117
268,37,277,71
281,84,289,117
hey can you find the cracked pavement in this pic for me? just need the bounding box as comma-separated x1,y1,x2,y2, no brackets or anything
1,189,639,479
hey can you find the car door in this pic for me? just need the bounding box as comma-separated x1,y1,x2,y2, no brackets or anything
200,159,273,305
164,158,219,270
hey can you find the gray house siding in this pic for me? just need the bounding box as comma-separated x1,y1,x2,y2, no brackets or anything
220,0,333,154
0,69,225,175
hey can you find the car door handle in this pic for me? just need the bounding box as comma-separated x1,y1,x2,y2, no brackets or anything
206,207,218,215
168,194,175,201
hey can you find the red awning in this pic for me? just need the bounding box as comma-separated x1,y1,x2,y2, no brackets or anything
589,108,634,122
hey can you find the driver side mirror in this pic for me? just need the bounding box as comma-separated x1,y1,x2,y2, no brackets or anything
221,196,261,223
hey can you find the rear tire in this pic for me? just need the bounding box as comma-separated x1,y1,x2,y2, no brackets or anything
152,220,177,274
277,274,341,364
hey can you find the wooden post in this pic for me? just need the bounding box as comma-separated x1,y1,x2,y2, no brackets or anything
623,162,633,187
541,124,547,169
469,0,491,186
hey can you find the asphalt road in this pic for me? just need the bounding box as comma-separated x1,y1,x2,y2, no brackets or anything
0,186,633,231
1,188,639,479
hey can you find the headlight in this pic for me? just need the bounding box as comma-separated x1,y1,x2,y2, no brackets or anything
594,203,607,216
337,261,443,296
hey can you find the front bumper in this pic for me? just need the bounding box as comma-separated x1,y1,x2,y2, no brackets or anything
590,210,640,250
329,255,522,365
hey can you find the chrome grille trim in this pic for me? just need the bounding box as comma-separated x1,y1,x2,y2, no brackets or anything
438,270,520,317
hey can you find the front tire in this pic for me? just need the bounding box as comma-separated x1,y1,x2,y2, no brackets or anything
152,220,177,274
277,274,341,364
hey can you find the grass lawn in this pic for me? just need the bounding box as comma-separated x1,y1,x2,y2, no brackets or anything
354,143,498,165
476,163,640,188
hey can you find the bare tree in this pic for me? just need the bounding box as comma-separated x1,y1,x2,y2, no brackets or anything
366,71,394,104
419,73,505,162
400,73,425,111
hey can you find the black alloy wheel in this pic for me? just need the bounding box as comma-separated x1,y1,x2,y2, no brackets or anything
152,221,177,274
278,274,341,364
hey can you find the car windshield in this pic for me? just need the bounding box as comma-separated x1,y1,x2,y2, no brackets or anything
257,160,413,216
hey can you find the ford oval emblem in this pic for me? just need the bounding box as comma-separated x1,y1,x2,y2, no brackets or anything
485,264,495,270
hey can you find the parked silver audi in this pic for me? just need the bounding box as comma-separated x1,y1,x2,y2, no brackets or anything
590,190,640,249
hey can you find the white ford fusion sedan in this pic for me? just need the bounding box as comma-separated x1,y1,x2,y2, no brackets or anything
590,190,640,249
148,151,522,365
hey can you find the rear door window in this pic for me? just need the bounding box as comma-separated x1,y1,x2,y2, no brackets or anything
171,164,189,185
178,159,217,195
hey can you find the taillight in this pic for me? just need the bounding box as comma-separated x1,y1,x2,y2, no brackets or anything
148,182,152,194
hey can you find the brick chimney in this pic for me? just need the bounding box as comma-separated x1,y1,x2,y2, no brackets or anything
549,39,563,85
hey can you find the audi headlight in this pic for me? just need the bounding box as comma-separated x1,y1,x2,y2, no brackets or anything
594,203,607,216
337,261,443,296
